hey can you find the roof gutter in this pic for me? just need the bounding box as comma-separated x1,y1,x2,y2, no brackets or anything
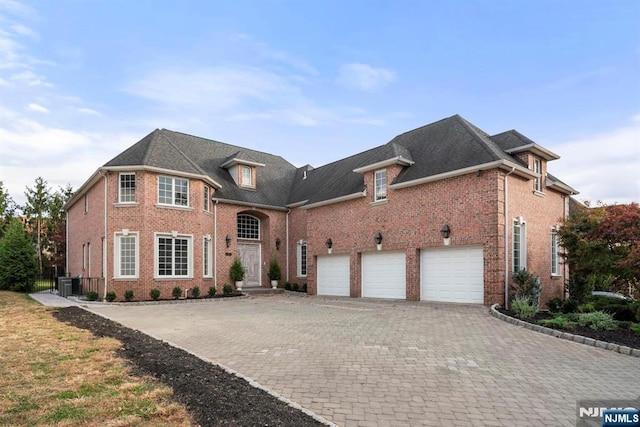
211,197,289,212
505,143,560,161
389,160,535,190
353,156,415,173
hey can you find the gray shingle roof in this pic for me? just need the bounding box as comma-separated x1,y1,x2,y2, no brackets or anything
101,115,573,208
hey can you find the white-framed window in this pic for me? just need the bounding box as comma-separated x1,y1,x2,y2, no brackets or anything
513,219,527,272
115,232,138,278
533,158,542,192
237,214,259,240
240,165,253,187
374,169,387,201
155,233,192,278
158,176,189,206
119,173,136,203
297,241,307,277
203,236,212,278
203,186,210,212
551,231,560,276
84,194,88,213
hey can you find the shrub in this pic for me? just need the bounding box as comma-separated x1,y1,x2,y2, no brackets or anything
562,299,579,314
564,275,593,305
86,291,99,301
631,323,640,336
105,291,116,302
636,304,640,322
223,284,232,295
284,282,291,291
230,258,244,282
590,297,638,321
302,283,307,292
268,259,282,281
547,297,564,313
578,302,595,313
150,288,160,301
511,269,541,306
292,283,299,291
124,290,134,301
577,311,617,331
0,219,37,292
511,295,538,319
191,286,200,298
172,286,182,299
539,316,576,330
208,286,217,297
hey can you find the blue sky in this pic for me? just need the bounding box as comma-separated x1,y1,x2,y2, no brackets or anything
1,0,639,208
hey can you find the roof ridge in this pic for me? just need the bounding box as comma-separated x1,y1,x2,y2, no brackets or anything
455,116,508,161
157,130,208,176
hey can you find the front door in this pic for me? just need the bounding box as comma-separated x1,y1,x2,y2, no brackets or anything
238,243,261,287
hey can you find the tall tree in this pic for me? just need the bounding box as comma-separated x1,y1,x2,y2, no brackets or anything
0,181,16,237
46,184,74,277
23,177,51,276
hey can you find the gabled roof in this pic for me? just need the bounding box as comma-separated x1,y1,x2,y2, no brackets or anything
103,129,298,208
67,115,576,211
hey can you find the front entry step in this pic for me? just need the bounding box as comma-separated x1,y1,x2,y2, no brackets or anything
242,287,284,296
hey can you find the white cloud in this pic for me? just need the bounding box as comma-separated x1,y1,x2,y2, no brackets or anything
27,102,48,113
77,107,100,115
11,69,52,87
10,23,37,39
550,119,640,204
337,63,396,91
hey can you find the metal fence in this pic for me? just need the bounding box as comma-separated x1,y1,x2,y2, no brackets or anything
56,277,105,298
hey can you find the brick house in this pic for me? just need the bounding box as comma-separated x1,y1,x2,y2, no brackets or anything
64,114,576,305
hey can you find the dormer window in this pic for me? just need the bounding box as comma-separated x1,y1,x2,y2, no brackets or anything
240,165,253,188
374,169,387,201
533,158,542,192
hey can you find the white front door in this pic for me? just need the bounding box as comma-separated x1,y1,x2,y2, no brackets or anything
238,243,261,287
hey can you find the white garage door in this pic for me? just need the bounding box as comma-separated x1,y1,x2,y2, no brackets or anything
421,246,484,303
317,255,350,296
362,251,406,299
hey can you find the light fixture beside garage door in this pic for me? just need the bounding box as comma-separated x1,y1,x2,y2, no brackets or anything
374,232,383,251
325,238,333,254
440,224,451,246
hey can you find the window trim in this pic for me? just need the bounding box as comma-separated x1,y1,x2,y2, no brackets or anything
533,158,542,192
297,241,307,277
374,169,387,202
513,219,527,272
240,165,254,188
154,233,193,279
114,232,139,279
237,214,260,240
203,185,210,212
203,236,212,278
550,230,560,277
119,172,136,204
158,176,190,207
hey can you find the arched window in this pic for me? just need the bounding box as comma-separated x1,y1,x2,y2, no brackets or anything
237,214,260,240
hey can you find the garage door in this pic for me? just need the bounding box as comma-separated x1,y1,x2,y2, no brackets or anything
421,246,484,303
317,255,350,296
362,251,406,299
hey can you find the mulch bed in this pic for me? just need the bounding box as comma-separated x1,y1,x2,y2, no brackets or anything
496,308,640,350
53,306,326,427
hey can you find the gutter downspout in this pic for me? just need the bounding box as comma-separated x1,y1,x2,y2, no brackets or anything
214,200,219,286
504,167,515,309
65,211,69,277
286,209,291,282
562,195,567,299
101,170,108,300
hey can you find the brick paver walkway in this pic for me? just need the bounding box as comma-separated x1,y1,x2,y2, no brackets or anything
86,294,639,426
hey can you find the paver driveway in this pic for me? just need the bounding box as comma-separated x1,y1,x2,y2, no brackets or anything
87,294,639,427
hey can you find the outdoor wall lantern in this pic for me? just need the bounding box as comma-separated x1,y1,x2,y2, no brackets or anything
374,232,383,251
440,224,451,246
275,238,281,251
225,235,232,248
325,238,333,254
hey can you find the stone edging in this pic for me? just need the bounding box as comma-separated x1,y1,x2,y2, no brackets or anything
489,304,640,358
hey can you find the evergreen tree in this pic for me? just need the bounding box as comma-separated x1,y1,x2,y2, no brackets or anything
0,219,38,292
0,181,16,238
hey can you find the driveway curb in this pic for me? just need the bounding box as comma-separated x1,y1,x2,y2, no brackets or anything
489,304,640,358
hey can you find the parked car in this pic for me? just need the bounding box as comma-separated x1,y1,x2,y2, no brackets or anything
591,291,634,301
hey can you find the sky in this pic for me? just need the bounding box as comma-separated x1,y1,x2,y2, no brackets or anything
1,0,639,209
